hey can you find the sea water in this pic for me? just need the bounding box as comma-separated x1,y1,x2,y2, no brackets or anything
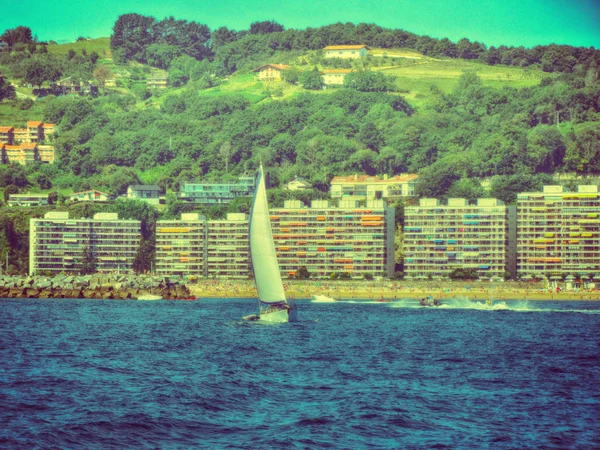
1,298,599,448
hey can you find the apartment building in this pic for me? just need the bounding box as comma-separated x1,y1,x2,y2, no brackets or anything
29,212,141,275
179,176,256,205
517,185,600,277
155,213,207,277
27,121,43,143
404,198,513,278
270,199,395,278
323,45,368,59
330,173,418,201
155,213,250,279
206,213,250,279
1,143,55,165
0,121,55,144
0,126,13,144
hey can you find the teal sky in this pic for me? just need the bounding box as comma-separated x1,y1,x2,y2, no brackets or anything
1,0,599,48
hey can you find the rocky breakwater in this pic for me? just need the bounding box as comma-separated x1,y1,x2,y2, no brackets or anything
0,275,192,300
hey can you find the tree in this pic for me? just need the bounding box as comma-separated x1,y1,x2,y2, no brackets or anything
3,185,19,202
93,66,111,86
300,67,323,90
295,266,310,279
344,70,395,92
79,246,97,275
0,26,33,46
0,75,16,102
250,21,284,34
133,239,154,274
67,49,76,60
89,51,99,64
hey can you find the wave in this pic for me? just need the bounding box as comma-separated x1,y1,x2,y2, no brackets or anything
311,295,338,303
388,297,600,313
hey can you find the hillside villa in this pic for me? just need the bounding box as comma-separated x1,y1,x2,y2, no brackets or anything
322,69,354,87
7,194,49,207
252,64,290,82
127,185,163,204
324,45,369,59
69,190,113,203
286,177,312,191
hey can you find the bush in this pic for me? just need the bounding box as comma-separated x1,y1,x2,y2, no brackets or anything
363,273,373,280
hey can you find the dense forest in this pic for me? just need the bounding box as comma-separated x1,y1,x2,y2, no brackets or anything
0,16,599,275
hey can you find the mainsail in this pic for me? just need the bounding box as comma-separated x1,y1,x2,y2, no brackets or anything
249,164,287,304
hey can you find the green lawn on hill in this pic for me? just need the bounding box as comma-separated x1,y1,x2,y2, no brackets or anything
46,37,112,60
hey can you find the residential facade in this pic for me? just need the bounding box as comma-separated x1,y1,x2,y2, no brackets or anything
323,45,368,59
147,75,168,89
154,202,394,279
127,185,162,204
0,126,13,144
404,198,513,278
206,213,250,279
517,185,600,277
1,143,55,165
69,190,113,203
7,194,49,207
0,120,56,164
270,199,395,278
286,177,312,191
322,69,353,86
330,173,419,201
252,64,290,82
179,176,255,205
155,213,249,279
155,213,207,277
29,212,141,275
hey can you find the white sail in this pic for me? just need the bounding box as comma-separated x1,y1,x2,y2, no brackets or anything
249,165,287,304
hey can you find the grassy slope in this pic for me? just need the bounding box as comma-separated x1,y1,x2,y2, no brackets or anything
191,48,545,109
46,38,112,59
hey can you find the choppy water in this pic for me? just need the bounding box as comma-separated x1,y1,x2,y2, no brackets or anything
1,298,599,448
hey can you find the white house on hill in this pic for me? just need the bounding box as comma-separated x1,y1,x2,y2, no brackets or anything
323,45,368,59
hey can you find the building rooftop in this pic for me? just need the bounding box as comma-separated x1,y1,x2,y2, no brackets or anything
27,121,43,127
0,126,14,132
71,190,111,196
331,174,419,184
21,143,37,150
129,185,161,191
322,69,354,74
324,45,368,50
252,64,290,72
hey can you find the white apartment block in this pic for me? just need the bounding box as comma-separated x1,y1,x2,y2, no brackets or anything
404,198,512,278
29,212,141,275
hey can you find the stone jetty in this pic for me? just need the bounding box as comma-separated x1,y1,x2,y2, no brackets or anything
0,274,192,300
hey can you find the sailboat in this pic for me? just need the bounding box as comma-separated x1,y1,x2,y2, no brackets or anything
244,164,298,322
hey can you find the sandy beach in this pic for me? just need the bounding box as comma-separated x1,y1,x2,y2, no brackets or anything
188,280,600,301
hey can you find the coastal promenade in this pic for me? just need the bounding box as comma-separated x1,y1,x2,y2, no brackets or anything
188,280,600,301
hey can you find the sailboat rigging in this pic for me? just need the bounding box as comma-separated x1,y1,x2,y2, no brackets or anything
244,164,298,322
